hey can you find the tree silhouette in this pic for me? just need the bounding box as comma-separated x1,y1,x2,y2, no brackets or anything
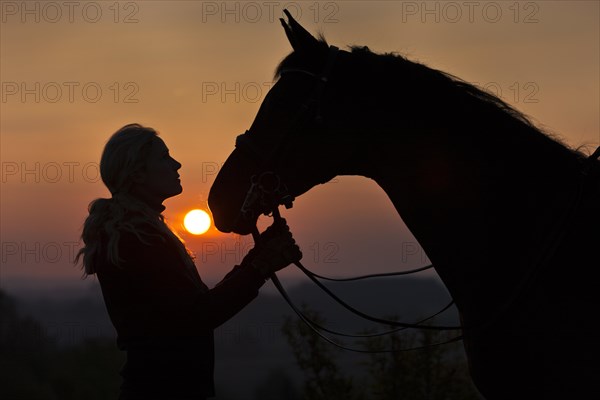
282,305,483,399
282,306,365,400
0,289,124,400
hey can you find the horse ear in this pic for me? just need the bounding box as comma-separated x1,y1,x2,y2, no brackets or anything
279,9,320,53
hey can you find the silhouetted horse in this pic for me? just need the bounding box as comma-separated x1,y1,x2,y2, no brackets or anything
208,11,600,399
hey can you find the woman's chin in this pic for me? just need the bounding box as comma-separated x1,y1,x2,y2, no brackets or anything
173,184,183,195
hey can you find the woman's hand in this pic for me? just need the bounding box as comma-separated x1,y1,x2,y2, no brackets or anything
244,219,302,278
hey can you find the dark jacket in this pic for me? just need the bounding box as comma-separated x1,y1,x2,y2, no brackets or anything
96,226,266,398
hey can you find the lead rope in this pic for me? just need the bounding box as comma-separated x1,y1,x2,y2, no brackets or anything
251,207,463,353
271,273,463,354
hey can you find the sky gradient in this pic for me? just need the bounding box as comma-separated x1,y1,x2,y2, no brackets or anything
1,1,598,291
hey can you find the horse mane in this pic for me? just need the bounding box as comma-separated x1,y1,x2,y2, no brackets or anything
275,38,589,162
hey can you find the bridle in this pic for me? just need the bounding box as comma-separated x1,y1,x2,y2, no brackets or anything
234,45,463,353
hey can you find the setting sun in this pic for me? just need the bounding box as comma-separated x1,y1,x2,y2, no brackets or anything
183,209,212,235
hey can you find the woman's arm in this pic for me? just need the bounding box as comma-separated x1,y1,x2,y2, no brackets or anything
114,232,265,332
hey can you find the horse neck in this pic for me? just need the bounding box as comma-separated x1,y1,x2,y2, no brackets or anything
359,120,583,319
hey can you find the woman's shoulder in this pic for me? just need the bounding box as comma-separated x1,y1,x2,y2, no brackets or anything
96,223,169,263
117,226,171,257
96,230,174,279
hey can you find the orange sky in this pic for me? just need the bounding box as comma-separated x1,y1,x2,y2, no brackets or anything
1,1,598,290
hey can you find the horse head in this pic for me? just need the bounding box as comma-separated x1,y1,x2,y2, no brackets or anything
208,11,366,234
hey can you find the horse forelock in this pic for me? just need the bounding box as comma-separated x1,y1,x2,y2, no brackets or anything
274,33,329,80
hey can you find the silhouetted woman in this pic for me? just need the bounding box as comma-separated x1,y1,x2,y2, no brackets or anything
76,123,301,400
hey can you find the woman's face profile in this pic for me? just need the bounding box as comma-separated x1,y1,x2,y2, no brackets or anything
134,136,183,204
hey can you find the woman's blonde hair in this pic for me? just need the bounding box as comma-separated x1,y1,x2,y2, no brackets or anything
75,123,193,276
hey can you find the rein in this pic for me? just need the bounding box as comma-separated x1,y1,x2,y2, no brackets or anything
236,45,462,353
261,209,463,354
